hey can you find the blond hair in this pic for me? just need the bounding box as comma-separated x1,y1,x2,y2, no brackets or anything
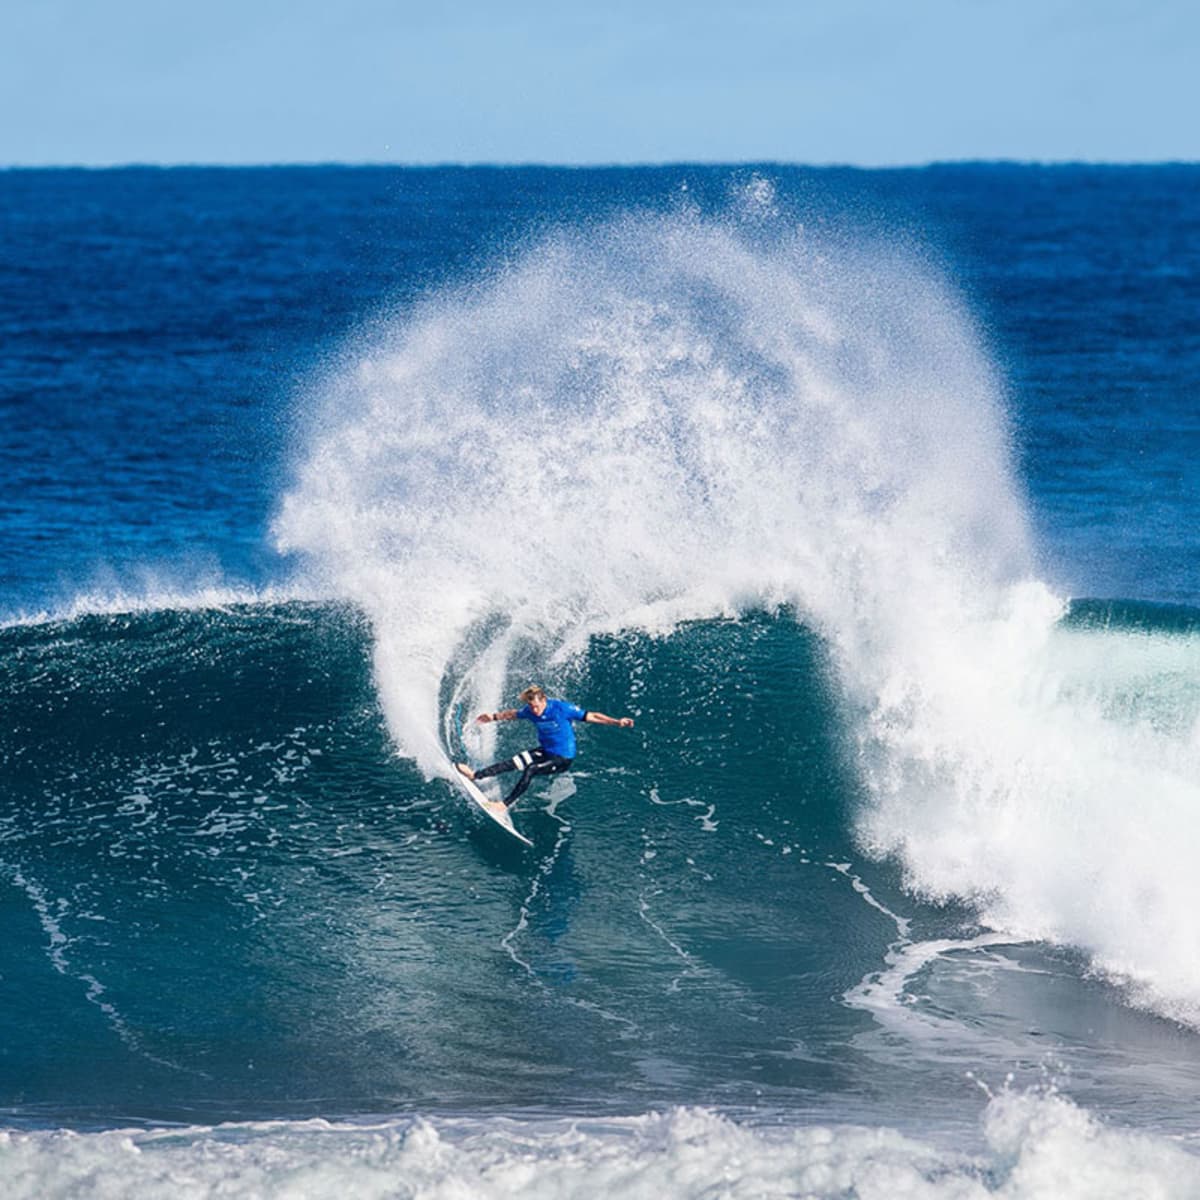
518,685,547,703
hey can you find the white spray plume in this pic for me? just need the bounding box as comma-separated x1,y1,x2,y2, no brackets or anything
275,201,1200,1024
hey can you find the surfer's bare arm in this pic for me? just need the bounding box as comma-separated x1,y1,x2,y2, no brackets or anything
584,711,635,729
476,709,517,724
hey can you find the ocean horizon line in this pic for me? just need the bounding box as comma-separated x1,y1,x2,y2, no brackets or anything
4,156,1200,172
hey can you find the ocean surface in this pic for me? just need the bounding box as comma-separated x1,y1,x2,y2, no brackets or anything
2,163,1199,1197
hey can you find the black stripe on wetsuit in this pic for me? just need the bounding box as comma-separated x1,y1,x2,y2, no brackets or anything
474,746,574,808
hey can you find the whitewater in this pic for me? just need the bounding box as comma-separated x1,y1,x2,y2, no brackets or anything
6,1092,1200,1199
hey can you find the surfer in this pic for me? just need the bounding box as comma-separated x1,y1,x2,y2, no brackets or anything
455,685,634,808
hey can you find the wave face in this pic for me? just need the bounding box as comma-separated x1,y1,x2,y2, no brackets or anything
0,602,889,1123
4,599,1200,1132
273,200,1200,1026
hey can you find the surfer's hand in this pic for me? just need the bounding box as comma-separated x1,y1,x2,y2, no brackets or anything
476,713,491,724
619,717,634,729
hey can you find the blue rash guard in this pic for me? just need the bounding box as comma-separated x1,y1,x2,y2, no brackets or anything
516,698,587,758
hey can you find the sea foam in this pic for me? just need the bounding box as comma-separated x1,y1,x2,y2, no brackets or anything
3,1093,1197,1200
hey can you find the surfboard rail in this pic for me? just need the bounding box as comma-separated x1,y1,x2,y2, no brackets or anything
450,766,533,847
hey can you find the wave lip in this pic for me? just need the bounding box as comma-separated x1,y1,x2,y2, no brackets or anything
0,582,317,631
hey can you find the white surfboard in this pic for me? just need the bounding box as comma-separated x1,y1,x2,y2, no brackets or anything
451,767,533,847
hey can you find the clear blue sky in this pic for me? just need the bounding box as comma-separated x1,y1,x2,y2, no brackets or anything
3,0,1197,166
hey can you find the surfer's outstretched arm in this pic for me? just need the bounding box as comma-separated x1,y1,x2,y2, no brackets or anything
584,711,635,729
476,710,517,723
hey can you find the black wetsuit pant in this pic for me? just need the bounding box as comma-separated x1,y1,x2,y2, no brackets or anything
475,747,574,808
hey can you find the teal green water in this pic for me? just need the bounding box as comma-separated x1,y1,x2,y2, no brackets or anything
4,601,1200,1136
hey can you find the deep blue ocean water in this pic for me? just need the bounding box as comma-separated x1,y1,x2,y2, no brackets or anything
2,165,1200,1196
